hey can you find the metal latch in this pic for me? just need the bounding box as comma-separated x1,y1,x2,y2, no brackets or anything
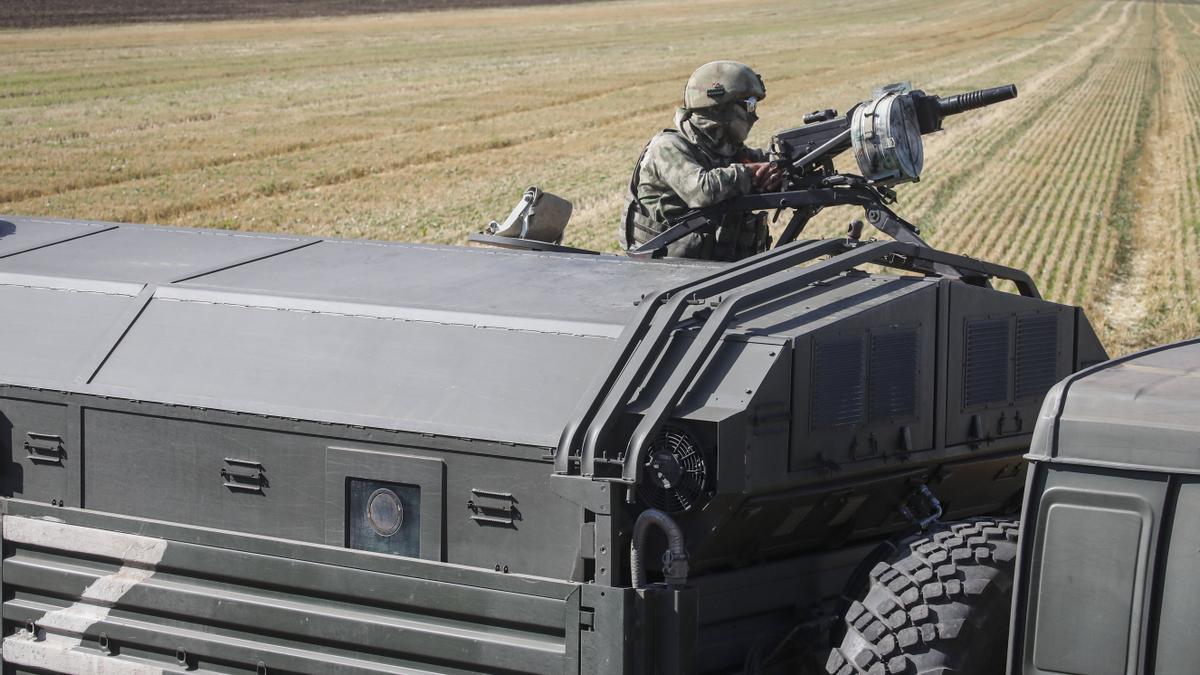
467,489,521,527
24,433,64,465
220,458,266,493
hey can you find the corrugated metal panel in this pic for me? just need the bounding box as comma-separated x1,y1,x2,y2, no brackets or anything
810,337,865,429
868,329,919,422
1015,314,1059,400
964,318,1010,407
1,512,579,674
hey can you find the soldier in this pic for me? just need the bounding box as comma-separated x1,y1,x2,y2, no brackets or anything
623,60,782,260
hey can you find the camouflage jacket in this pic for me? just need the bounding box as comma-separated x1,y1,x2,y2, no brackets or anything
624,113,769,260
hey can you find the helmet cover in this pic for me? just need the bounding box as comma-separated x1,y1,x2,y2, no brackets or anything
683,61,766,110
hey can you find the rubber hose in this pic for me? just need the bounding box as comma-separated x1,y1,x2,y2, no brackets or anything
630,508,689,588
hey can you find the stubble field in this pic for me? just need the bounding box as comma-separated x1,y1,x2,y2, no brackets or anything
1,0,1197,353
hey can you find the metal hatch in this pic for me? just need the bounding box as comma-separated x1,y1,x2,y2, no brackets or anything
87,290,620,447
0,276,142,385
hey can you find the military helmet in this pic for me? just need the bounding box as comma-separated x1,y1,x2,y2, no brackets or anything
683,61,766,110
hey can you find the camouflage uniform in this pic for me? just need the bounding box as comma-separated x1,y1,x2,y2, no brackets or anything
623,61,771,261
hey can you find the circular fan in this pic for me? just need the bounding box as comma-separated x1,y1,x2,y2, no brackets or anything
637,427,710,513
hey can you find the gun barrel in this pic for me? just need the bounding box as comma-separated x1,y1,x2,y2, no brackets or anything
937,84,1017,117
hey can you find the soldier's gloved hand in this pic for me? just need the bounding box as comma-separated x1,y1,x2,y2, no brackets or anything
745,162,784,192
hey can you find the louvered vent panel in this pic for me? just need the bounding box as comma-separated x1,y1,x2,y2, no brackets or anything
869,330,919,421
811,337,865,429
964,318,1010,407
1016,314,1059,400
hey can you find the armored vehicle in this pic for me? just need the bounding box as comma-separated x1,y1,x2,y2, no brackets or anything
0,211,1106,674
0,80,1111,674
1010,338,1200,675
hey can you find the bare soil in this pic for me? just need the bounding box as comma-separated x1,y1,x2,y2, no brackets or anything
0,0,602,29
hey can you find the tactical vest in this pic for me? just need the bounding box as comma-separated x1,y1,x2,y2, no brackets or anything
623,130,770,262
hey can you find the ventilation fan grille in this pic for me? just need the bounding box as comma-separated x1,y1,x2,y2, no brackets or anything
637,427,709,513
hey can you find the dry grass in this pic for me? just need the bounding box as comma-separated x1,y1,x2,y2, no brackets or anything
1,0,1197,352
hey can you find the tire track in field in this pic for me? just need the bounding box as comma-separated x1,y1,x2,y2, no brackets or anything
990,58,1131,289
925,0,1131,168
753,0,1111,239
885,0,1128,233
948,54,1132,267
929,0,1112,88
915,0,1143,299
1100,1,1196,353
1184,10,1199,36
1067,57,1151,308
912,45,1117,246
877,0,1134,281
1047,64,1141,301
1002,44,1143,294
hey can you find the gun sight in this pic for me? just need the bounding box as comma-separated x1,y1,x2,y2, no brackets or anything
803,108,838,124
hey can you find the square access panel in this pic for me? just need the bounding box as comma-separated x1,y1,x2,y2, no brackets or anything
324,446,445,561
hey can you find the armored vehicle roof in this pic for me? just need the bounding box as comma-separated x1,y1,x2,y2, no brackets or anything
1030,338,1200,472
0,216,729,447
1,216,1082,458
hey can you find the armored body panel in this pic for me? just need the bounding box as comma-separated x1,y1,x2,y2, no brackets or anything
1011,339,1200,675
0,215,1105,673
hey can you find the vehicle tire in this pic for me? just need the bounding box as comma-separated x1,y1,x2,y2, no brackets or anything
824,518,1019,675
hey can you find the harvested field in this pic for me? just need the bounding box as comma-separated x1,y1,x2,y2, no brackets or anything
1,0,1197,352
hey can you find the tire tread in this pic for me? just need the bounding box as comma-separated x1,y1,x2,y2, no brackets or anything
824,518,1019,675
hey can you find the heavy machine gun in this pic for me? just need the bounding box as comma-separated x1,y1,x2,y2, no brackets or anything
627,82,1018,266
